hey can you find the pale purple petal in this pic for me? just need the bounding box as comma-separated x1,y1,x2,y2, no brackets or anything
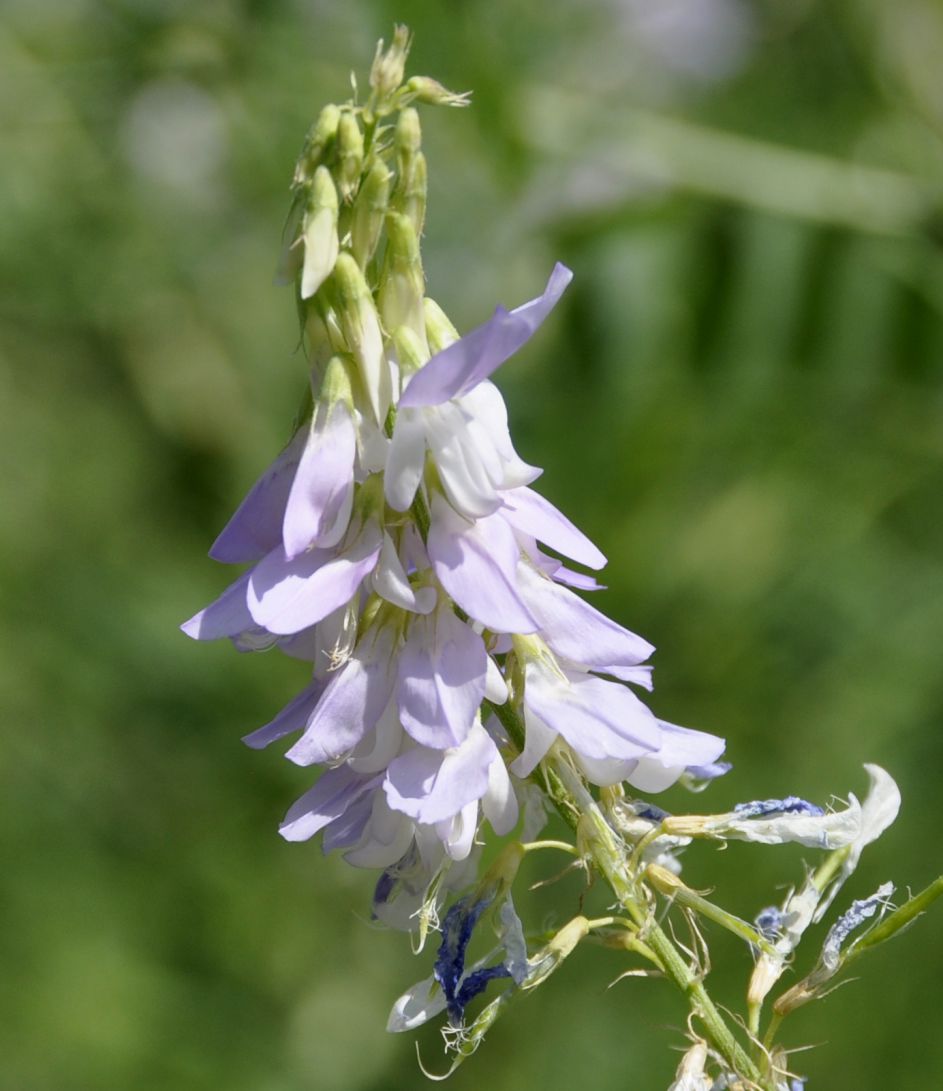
524,662,661,764
482,754,518,835
247,523,382,635
436,800,479,860
384,406,427,512
385,725,498,825
321,790,376,853
397,610,487,748
372,532,436,614
181,570,253,641
516,563,653,668
282,400,356,558
509,705,558,778
348,699,405,774
457,383,541,490
424,401,507,519
242,678,325,749
501,486,605,570
285,627,397,766
399,263,573,407
427,494,538,634
344,794,415,868
551,566,606,591
626,720,725,793
599,663,654,690
279,765,380,842
209,430,305,563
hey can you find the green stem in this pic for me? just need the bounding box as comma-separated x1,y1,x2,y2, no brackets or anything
488,700,766,1087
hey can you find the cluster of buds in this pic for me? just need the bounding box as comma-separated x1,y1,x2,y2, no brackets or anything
183,30,941,1089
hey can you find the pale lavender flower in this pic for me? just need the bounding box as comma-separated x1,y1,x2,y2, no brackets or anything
385,264,572,519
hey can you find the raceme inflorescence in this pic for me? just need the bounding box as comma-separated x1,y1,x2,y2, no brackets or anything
182,28,941,1089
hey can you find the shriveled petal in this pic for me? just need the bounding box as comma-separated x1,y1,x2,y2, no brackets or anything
501,486,605,570
400,263,573,407
278,765,379,842
710,796,863,849
516,563,653,669
181,570,253,641
385,406,427,512
282,400,356,558
397,610,487,748
385,724,498,825
248,523,382,636
427,494,537,634
242,678,324,750
813,764,901,921
209,430,304,563
285,627,397,766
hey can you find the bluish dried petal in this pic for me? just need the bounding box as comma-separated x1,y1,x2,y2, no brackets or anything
434,895,489,1015
821,881,894,971
755,906,785,940
733,796,825,819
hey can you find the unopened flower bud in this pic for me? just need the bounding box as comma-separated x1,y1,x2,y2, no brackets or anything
332,252,390,423
423,297,460,353
379,212,425,338
336,111,364,202
404,75,472,108
351,159,392,267
392,109,426,234
300,167,339,300
522,916,590,990
392,326,428,381
395,106,422,158
294,103,341,186
369,25,412,106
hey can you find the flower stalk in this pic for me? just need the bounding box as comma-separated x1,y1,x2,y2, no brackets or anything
181,27,941,1090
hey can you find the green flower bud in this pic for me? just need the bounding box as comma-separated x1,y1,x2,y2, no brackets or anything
423,297,460,353
369,25,412,107
351,159,392,268
391,326,428,380
392,109,427,235
336,111,364,202
395,106,422,159
404,75,472,108
300,167,339,300
318,353,355,409
379,211,425,338
294,103,341,186
333,252,390,423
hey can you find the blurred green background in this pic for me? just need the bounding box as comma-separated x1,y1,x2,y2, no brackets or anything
3,1,942,1088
